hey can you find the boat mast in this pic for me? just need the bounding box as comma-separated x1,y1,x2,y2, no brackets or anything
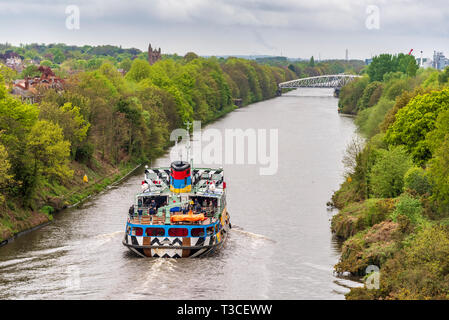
184,121,193,170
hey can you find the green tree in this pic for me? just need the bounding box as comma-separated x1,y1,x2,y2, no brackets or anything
404,167,432,196
367,54,398,82
26,120,73,183
385,89,449,164
0,63,18,83
21,65,40,78
119,58,132,72
0,143,12,204
309,56,315,67
38,102,90,158
125,59,152,82
369,146,412,198
438,66,449,85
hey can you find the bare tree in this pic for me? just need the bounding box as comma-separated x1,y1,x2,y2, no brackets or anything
342,136,365,176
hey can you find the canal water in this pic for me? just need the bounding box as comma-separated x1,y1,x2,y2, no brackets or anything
0,88,360,299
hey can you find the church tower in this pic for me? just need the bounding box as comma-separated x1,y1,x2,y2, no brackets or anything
148,43,161,65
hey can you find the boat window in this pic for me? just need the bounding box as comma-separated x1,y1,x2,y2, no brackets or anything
133,227,143,236
146,227,165,237
191,228,205,237
168,228,188,237
206,226,214,236
211,174,221,180
201,173,209,179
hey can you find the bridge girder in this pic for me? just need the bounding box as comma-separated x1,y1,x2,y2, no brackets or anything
278,74,361,89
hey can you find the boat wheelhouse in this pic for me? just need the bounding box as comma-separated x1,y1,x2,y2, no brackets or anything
122,161,231,258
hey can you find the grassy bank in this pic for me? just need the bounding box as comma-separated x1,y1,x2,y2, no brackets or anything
0,158,141,243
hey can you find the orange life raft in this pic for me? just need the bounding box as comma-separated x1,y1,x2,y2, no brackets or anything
170,210,206,223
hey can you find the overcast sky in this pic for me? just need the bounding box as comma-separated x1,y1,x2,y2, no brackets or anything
0,0,448,60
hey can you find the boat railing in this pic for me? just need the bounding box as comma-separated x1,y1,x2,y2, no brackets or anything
128,211,217,226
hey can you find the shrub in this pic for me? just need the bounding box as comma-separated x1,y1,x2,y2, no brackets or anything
390,194,426,226
404,167,432,196
369,146,413,198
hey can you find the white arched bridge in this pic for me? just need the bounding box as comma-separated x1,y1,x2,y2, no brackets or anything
277,74,361,96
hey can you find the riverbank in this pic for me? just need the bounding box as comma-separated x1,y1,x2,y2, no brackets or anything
331,62,449,299
0,159,142,245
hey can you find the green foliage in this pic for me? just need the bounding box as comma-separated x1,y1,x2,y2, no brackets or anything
385,89,449,164
390,194,426,225
360,225,449,300
338,76,369,114
0,143,12,205
332,198,397,240
404,167,432,196
26,120,73,182
38,102,90,157
367,53,418,82
356,97,395,138
358,81,383,111
335,221,402,275
125,59,152,82
0,63,18,83
438,66,449,84
21,65,40,78
309,56,315,67
428,136,449,213
369,146,412,198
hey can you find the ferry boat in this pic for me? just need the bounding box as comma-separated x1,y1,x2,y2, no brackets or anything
122,155,231,258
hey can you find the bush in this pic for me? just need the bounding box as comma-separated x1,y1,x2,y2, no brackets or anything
349,225,449,299
332,198,397,240
369,146,412,198
369,147,412,198
75,143,94,163
390,194,426,226
404,167,432,196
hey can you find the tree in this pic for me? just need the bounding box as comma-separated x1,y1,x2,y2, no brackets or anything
0,143,12,204
386,89,449,164
438,67,449,84
38,102,90,158
119,58,132,72
184,52,198,63
125,59,151,82
0,63,18,83
26,120,72,183
21,65,41,78
369,146,412,198
367,54,397,82
309,56,315,67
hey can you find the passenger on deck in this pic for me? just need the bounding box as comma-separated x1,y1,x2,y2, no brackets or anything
194,199,201,213
128,206,134,216
149,199,157,215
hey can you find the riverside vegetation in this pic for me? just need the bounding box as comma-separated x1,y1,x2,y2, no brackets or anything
332,53,449,299
0,43,362,243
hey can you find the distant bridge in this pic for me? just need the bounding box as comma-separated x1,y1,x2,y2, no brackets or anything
277,74,361,96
